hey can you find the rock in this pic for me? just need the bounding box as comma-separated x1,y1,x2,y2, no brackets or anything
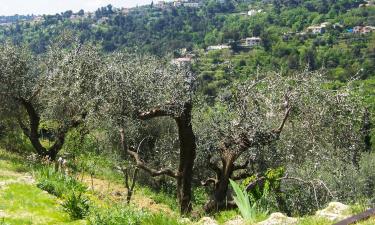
0,210,6,218
196,217,219,225
224,216,246,225
179,217,192,224
315,202,351,221
257,213,298,225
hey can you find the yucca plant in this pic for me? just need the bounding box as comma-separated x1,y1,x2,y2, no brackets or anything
230,179,257,222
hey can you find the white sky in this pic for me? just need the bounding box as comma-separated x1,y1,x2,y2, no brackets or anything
0,0,153,16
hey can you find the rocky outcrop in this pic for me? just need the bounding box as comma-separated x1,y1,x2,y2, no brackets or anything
315,202,351,221
257,213,298,225
196,217,219,225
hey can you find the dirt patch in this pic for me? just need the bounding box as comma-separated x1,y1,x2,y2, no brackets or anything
81,175,174,215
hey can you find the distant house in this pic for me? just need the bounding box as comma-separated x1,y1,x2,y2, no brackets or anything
32,16,44,23
171,57,193,66
69,14,82,22
353,26,375,34
353,26,364,33
156,1,168,8
207,45,231,51
244,37,262,47
359,0,375,7
306,22,330,34
172,0,202,8
97,17,109,24
174,1,183,7
307,25,326,34
362,26,375,34
248,9,262,16
184,2,201,7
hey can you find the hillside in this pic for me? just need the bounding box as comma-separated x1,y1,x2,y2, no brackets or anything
0,0,374,101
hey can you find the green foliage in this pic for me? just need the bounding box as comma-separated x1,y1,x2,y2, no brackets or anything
299,216,331,225
87,205,147,225
61,192,90,220
214,210,239,224
242,167,285,202
229,179,257,222
192,186,209,208
36,166,86,198
0,183,76,224
240,167,286,213
139,186,179,211
141,214,184,225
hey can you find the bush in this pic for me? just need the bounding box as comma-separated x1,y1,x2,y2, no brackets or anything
88,205,147,225
282,152,375,216
61,192,90,220
36,166,86,197
141,214,184,225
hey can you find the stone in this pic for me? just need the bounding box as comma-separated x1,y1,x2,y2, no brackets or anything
315,202,351,221
196,217,219,225
224,216,246,225
0,210,6,218
179,217,192,224
257,213,298,225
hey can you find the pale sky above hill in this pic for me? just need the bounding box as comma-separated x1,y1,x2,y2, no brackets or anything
0,0,153,16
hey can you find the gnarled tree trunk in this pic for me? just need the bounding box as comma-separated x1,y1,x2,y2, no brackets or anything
175,102,196,214
17,98,82,160
132,101,196,214
204,100,291,212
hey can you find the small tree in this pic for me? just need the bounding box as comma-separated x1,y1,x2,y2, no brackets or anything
0,41,103,160
195,71,364,212
102,52,197,214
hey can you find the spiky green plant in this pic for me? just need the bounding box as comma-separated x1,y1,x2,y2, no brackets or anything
230,179,257,222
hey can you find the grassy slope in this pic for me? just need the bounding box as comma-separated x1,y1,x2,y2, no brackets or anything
2,149,375,225
0,151,85,225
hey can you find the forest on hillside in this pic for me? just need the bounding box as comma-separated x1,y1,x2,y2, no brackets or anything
0,0,374,224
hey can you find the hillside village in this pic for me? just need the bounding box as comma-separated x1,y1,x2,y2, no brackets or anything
0,0,374,78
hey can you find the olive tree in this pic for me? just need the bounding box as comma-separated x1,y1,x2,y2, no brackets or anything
102,52,197,214
0,41,103,160
194,71,365,212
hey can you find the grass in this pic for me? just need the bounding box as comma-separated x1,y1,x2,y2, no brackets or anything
0,149,85,225
214,210,239,224
298,216,332,225
0,183,85,225
0,150,29,173
138,186,179,211
3,148,375,225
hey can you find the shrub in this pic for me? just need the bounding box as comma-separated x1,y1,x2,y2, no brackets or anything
282,152,375,216
61,192,90,220
36,166,86,197
141,214,184,225
88,205,147,225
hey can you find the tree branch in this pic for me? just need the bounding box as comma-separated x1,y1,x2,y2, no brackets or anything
127,147,180,178
233,160,250,171
201,178,218,187
245,176,266,191
273,92,292,134
138,104,177,120
232,171,253,181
